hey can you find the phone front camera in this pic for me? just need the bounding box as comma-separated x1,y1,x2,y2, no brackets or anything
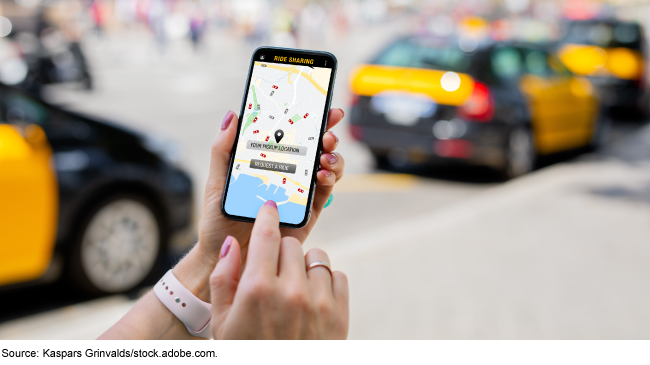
260,55,265,60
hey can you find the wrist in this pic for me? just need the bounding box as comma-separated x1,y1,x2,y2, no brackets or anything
146,291,198,340
172,244,216,302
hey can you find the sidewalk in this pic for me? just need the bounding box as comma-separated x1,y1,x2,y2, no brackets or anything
325,124,650,339
2,125,649,339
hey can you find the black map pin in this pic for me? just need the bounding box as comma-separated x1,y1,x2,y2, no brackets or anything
274,129,284,143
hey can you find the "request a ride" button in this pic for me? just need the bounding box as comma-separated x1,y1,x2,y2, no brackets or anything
249,159,297,174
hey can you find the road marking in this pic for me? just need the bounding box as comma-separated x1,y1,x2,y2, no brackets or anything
333,174,419,192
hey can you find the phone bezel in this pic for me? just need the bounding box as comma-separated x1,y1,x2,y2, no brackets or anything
220,46,338,228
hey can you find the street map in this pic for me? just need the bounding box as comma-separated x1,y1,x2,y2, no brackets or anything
224,61,332,224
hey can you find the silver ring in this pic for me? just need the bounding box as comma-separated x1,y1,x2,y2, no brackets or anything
306,261,332,275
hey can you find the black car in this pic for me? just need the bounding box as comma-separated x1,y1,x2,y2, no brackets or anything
0,83,193,294
349,36,603,178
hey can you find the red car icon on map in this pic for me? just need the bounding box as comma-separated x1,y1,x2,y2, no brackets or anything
303,113,309,118
260,153,266,158
283,178,286,184
272,85,278,89
253,117,257,123
288,119,293,124
253,130,259,134
298,188,304,193
265,136,270,142
248,103,252,109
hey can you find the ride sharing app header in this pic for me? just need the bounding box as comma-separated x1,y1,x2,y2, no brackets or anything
224,59,333,224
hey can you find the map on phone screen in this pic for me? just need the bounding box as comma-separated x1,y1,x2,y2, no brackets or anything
224,60,333,224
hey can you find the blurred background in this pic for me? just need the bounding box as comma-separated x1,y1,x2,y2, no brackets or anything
1,0,649,339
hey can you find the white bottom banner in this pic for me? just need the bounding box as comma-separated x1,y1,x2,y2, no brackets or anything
1,340,649,364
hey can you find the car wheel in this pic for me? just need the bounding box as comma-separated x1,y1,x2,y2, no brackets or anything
503,127,535,179
69,194,164,295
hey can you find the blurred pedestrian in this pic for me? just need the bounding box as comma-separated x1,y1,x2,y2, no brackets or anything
89,0,108,36
189,13,205,51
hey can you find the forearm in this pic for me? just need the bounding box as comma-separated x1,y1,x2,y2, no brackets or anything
98,245,216,340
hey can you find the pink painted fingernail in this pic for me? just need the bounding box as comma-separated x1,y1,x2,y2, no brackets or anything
320,169,331,177
221,110,234,130
328,131,339,145
220,236,232,258
326,153,338,164
264,200,277,209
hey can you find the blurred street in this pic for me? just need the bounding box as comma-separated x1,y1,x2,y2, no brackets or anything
1,0,650,340
1,12,650,339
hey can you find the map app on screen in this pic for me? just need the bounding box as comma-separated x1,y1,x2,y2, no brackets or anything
224,58,333,225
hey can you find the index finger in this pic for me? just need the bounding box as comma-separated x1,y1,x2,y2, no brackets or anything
244,200,282,277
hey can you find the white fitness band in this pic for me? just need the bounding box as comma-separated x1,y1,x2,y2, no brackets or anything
153,269,212,339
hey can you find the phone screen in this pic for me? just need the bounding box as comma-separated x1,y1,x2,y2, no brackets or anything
222,48,337,227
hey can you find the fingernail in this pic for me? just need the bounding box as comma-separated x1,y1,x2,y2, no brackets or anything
320,169,331,177
339,108,345,118
328,130,339,145
326,153,338,164
264,200,277,209
221,110,234,130
220,236,232,258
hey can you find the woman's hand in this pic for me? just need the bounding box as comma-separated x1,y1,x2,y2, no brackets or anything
99,110,346,340
209,201,349,339
174,109,345,302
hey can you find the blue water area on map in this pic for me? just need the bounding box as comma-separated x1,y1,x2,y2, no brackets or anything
225,174,306,225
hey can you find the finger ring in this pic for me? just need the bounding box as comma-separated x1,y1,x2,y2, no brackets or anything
324,193,334,208
307,261,332,275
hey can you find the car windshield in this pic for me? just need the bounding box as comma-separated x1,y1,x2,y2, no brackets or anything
561,21,642,50
0,87,49,125
373,39,474,73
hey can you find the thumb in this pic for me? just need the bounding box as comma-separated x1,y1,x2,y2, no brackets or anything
209,235,241,336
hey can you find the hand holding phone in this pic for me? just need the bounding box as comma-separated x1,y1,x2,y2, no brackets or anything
221,47,339,228
99,50,344,337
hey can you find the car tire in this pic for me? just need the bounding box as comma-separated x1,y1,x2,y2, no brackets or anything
371,150,391,170
502,127,536,180
68,194,165,295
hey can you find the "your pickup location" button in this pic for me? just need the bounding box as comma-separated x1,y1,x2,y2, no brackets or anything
246,141,308,156
249,159,297,174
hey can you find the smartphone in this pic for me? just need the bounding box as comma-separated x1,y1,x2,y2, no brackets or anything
221,47,338,228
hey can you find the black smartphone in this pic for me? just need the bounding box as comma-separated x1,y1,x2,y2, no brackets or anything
221,47,338,228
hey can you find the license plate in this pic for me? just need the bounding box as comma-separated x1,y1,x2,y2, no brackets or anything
370,91,437,126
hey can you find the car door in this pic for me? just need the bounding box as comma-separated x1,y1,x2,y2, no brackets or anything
0,107,58,286
517,48,598,154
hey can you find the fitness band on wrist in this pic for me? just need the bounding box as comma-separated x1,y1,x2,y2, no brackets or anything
153,269,212,339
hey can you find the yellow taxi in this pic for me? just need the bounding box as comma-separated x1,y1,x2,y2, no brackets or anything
349,35,605,178
557,19,647,115
0,84,193,294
